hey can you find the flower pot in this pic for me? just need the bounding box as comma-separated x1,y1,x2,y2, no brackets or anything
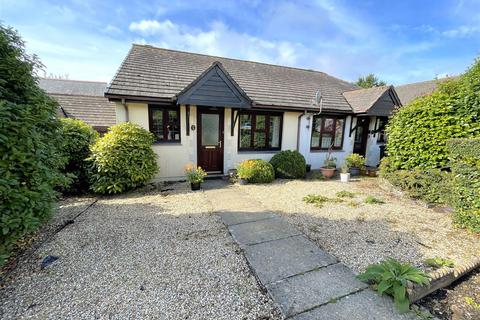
340,172,350,183
349,167,361,176
238,178,248,185
320,167,336,178
306,164,312,172
190,182,201,191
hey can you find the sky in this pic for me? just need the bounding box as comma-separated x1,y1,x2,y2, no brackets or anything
1,0,479,85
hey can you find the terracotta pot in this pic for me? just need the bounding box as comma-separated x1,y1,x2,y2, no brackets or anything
320,167,336,178
190,182,201,191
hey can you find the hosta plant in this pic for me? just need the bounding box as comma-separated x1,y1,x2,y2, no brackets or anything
357,258,429,313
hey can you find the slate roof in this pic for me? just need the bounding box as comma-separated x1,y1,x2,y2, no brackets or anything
343,85,401,116
39,79,116,131
395,77,456,105
106,44,359,113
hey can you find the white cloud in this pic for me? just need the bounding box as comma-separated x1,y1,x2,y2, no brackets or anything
129,19,177,36
128,19,303,67
442,25,480,38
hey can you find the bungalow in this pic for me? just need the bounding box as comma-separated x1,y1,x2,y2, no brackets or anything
39,78,116,133
105,44,401,180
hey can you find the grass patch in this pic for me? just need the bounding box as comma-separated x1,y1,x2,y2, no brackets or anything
336,191,355,198
348,201,361,208
364,196,385,204
425,257,454,269
303,194,343,207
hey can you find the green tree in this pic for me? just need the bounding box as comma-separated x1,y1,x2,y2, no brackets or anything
355,74,387,88
0,24,65,265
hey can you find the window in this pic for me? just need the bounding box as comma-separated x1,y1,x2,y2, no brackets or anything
376,117,388,143
148,105,180,142
238,111,282,151
311,116,345,150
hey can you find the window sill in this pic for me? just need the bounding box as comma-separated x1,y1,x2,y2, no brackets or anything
238,149,281,154
310,149,344,153
152,142,182,146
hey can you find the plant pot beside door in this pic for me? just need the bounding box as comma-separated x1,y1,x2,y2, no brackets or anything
345,153,366,177
184,164,207,191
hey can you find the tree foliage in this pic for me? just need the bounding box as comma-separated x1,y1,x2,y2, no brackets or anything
0,24,65,264
59,118,98,194
355,74,387,88
88,123,158,194
386,59,480,170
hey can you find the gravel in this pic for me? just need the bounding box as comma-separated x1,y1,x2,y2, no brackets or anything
0,183,280,319
239,178,480,274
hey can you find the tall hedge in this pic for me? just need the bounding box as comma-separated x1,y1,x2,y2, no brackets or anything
60,118,99,194
447,138,480,232
88,123,158,194
386,59,480,170
0,25,65,264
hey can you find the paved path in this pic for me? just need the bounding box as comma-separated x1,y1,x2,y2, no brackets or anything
204,181,417,320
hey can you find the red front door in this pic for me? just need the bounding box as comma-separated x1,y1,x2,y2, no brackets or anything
197,108,224,173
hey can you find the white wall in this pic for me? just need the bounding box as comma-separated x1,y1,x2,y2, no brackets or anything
298,114,355,169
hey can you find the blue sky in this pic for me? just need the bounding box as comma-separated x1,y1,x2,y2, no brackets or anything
1,0,479,84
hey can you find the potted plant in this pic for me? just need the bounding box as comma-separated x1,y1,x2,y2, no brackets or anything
345,153,366,176
320,147,337,178
340,164,350,183
184,164,207,190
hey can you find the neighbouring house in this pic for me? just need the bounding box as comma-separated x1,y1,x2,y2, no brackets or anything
395,77,456,106
39,78,116,133
105,44,402,180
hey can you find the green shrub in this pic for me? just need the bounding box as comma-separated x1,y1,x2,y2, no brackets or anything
0,25,66,265
380,161,452,205
386,59,480,170
447,138,480,232
336,191,355,198
303,194,342,207
357,258,429,313
60,118,98,194
88,123,158,194
425,257,454,269
269,150,306,179
345,153,366,168
364,196,385,204
237,159,275,183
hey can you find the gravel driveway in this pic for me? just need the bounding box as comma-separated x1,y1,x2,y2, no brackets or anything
239,178,480,274
0,183,279,319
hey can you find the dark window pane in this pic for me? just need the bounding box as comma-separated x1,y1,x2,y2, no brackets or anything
269,115,281,148
256,115,266,130
167,110,180,141
320,133,333,149
334,119,344,147
151,109,164,140
254,132,266,148
239,114,252,148
323,118,335,132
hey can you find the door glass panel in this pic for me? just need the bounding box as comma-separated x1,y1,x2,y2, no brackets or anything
201,114,219,146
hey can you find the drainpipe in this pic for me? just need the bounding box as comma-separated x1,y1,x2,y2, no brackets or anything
121,98,129,122
296,111,306,151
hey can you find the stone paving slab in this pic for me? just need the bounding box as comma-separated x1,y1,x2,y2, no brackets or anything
291,289,418,320
244,235,337,285
228,217,302,246
219,211,278,226
266,263,368,318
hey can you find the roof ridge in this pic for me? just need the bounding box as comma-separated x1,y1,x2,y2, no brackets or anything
39,78,107,85
396,76,457,88
50,92,111,99
133,43,352,81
